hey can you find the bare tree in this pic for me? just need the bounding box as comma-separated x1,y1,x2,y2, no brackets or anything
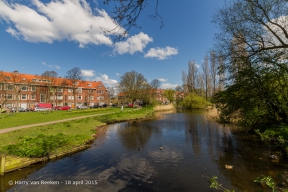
103,0,163,40
8,71,30,112
0,71,10,112
65,67,83,109
202,55,210,100
107,86,116,105
209,50,218,95
213,0,288,81
182,71,188,94
118,70,147,104
196,73,205,97
41,71,58,106
187,60,198,93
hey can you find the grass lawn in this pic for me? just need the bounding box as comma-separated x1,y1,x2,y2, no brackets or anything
0,107,124,129
0,106,154,157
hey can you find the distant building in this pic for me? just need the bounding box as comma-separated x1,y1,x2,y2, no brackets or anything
0,70,108,109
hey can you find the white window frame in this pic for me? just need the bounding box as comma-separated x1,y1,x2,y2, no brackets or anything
21,94,27,100
77,88,82,93
89,96,94,100
68,89,73,92
68,96,74,100
7,94,13,100
31,86,36,92
57,88,63,92
21,86,28,91
77,95,82,100
31,94,36,100
7,85,14,90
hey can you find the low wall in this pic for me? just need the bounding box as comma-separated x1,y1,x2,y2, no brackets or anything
153,104,174,111
0,145,90,175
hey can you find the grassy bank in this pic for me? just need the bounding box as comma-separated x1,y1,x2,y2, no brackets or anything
0,107,153,158
0,108,121,129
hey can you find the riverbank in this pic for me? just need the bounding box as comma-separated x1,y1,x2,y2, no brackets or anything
0,107,154,175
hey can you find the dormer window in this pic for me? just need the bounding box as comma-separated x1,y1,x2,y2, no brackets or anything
87,83,92,86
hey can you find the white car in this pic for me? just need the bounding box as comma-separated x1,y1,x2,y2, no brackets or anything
33,107,49,112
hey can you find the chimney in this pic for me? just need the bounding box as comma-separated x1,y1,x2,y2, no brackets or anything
14,70,19,75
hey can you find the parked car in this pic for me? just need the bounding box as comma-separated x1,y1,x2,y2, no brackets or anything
102,104,108,108
54,106,70,110
18,107,28,112
33,107,49,112
111,104,118,107
90,105,99,108
77,105,89,109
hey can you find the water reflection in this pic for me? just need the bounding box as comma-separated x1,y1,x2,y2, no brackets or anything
2,109,288,192
117,121,153,151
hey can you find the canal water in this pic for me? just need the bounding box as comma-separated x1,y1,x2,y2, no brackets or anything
2,109,288,192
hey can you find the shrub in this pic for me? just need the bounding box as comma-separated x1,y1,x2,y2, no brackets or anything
182,93,211,109
3,133,68,157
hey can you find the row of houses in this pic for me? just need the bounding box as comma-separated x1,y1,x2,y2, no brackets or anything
0,70,185,109
0,70,108,109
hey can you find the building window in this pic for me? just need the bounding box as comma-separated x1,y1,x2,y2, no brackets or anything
21,94,27,100
40,94,45,103
57,88,63,92
89,96,94,100
0,94,1,99
7,85,14,90
98,85,103,88
88,90,93,93
87,83,92,86
97,90,104,94
68,89,73,92
68,96,74,100
0,85,2,90
6,94,13,100
31,86,36,92
77,88,82,93
77,95,82,100
21,86,28,91
31,94,36,100
57,95,63,100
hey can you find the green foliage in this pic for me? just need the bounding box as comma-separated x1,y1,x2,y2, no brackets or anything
182,93,211,109
3,133,68,157
210,175,288,192
209,176,235,192
163,89,175,103
254,176,276,192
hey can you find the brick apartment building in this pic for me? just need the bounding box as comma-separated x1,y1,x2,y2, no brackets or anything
0,70,108,109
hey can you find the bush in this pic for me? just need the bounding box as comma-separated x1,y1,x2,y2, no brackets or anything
182,93,211,109
3,133,68,157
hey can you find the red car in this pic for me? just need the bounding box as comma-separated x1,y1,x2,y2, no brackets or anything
54,106,70,110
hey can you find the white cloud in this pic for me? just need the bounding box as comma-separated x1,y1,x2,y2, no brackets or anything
94,74,118,87
195,64,200,68
41,62,60,69
114,32,153,55
161,83,178,89
144,46,178,60
0,0,124,46
6,27,19,39
116,73,120,76
158,78,168,82
81,69,95,77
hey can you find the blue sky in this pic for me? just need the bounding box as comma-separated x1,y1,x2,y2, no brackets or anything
0,0,224,89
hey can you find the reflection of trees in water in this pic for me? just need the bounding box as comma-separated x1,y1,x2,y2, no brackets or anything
118,121,153,150
216,133,288,191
